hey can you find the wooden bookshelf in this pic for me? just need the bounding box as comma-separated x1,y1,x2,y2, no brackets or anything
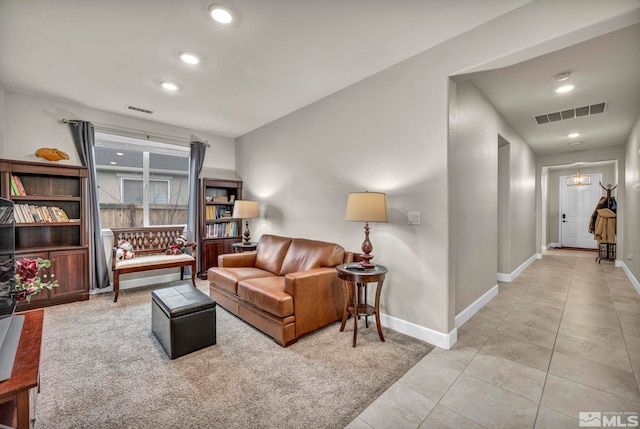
199,178,242,277
0,159,90,309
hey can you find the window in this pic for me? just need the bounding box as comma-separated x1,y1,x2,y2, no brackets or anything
95,133,190,228
121,178,170,204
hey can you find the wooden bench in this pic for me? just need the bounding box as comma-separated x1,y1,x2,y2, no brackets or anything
111,227,197,302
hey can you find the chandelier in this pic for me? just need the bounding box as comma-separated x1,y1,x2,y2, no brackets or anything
566,165,591,186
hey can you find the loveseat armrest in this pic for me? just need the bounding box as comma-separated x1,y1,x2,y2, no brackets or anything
218,252,257,268
284,268,343,337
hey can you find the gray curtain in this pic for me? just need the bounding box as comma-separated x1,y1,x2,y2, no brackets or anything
69,121,110,290
186,141,207,275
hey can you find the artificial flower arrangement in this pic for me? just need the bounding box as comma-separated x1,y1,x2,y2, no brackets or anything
14,257,59,302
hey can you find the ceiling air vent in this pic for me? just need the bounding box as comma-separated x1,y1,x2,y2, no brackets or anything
126,104,154,115
534,102,607,125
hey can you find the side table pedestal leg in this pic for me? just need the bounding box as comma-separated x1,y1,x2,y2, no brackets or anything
375,280,385,342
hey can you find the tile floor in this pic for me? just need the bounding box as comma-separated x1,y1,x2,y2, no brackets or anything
345,250,640,428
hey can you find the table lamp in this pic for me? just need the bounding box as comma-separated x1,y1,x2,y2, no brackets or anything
345,192,387,268
232,200,260,243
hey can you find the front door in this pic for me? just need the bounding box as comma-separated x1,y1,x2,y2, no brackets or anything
560,173,602,249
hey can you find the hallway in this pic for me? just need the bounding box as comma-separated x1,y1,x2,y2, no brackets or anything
347,250,640,428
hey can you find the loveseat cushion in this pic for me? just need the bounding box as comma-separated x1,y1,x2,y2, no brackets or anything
208,267,276,294
255,235,292,275
279,238,345,275
237,277,293,317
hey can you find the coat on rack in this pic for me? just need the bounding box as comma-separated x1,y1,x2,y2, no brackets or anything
594,208,616,243
590,182,617,243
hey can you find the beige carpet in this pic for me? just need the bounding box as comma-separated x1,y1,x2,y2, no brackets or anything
34,280,432,429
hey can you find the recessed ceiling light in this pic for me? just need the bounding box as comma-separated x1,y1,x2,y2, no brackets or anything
556,84,574,94
568,132,580,138
110,161,117,165
209,4,233,24
179,51,200,65
116,152,124,156
569,141,582,146
161,81,179,91
555,72,571,82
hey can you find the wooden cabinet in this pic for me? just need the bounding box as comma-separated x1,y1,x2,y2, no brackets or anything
0,159,89,309
199,178,242,277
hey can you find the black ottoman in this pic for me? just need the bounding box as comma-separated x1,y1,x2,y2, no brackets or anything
151,284,216,359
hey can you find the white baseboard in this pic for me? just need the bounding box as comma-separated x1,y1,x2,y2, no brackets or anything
379,313,457,350
536,253,543,260
497,254,537,283
455,284,499,329
619,261,640,295
91,273,183,295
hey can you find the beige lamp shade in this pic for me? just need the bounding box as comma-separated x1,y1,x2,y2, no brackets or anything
345,192,388,222
232,200,260,219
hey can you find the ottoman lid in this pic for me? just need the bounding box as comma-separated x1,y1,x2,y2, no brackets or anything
152,284,216,318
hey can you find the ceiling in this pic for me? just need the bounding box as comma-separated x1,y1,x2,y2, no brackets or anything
458,23,640,155
0,0,529,138
0,1,638,156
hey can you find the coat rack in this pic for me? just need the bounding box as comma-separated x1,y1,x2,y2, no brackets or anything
599,182,617,208
595,182,617,263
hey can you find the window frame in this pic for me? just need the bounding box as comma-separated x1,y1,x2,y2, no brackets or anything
95,132,190,227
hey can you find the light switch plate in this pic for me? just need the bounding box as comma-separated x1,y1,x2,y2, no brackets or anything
408,211,420,225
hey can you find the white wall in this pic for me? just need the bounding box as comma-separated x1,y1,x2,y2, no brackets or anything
452,81,536,314
0,83,5,158
624,115,640,288
237,51,452,339
2,91,236,172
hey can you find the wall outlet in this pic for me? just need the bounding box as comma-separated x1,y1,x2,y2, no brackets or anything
408,211,420,225
628,254,633,261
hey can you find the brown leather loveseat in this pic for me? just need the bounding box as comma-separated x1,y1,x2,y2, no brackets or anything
207,234,352,346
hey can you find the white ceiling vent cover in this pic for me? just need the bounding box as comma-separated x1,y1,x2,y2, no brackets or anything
126,104,154,115
534,102,608,125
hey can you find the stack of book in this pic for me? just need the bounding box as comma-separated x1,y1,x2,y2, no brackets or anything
13,204,71,223
9,175,27,196
205,206,233,220
205,221,238,238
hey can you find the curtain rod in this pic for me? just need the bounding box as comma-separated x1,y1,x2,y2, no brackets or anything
60,118,210,147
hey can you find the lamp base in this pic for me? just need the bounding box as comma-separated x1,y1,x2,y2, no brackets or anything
243,220,251,244
359,222,375,268
359,259,375,269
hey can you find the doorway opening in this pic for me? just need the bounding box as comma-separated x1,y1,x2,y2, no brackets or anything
541,160,618,252
559,172,602,249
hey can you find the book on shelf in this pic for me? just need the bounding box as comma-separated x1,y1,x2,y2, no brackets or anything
10,176,18,196
29,205,41,222
11,175,27,196
54,207,69,222
13,205,23,223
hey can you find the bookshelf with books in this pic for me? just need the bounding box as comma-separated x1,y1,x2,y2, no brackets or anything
199,178,243,277
0,159,89,309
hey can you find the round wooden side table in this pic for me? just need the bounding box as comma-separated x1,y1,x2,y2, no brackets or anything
231,242,257,253
336,263,388,347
